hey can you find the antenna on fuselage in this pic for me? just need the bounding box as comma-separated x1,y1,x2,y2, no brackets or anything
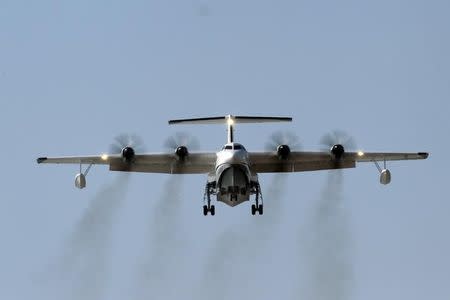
168,115,292,143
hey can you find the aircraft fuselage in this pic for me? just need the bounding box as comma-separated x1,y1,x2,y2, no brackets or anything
212,142,257,207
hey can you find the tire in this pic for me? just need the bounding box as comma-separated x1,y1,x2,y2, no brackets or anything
210,205,215,216
203,205,208,216
258,204,264,215
251,204,256,215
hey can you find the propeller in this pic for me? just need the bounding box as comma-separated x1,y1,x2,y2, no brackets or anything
164,132,200,160
319,130,356,161
265,131,301,160
109,134,146,163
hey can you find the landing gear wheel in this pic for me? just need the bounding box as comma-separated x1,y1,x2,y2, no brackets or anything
251,204,263,215
258,204,263,215
203,204,215,216
251,181,264,216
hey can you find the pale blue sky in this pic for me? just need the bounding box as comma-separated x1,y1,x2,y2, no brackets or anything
1,1,449,299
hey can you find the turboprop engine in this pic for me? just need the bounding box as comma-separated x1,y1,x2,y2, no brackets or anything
265,131,301,160
121,146,135,163
276,144,291,160
175,145,189,160
330,144,345,161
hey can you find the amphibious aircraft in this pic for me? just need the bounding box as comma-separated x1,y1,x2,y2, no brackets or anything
37,115,428,216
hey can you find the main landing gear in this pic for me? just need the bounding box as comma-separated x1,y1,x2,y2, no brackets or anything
251,204,263,215
202,181,264,216
251,182,263,215
203,204,215,216
203,182,215,216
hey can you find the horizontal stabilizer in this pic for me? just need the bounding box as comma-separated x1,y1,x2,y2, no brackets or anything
169,115,292,125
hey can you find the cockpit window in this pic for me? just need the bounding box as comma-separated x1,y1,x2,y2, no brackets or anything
222,144,246,150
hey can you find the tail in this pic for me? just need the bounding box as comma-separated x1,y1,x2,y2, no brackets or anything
169,115,292,143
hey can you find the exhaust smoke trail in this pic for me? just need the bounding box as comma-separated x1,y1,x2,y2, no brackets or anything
198,174,288,300
258,173,288,227
299,170,353,300
134,176,184,300
55,174,130,300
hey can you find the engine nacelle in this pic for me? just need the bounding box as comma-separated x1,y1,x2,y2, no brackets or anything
380,169,391,185
330,144,345,160
75,173,86,189
277,145,291,160
175,146,189,160
121,146,135,163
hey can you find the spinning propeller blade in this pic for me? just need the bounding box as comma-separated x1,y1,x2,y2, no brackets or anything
109,134,146,154
265,131,302,152
319,130,356,152
164,132,200,151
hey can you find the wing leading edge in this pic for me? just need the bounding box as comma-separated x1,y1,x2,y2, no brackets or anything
37,150,428,174
37,152,216,174
248,151,428,173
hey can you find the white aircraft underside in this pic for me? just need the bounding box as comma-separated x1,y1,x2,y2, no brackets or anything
37,115,429,216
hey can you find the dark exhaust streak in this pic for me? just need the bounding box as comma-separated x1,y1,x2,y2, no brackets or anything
134,176,184,300
198,174,288,300
56,174,130,300
247,174,288,257
300,170,353,300
261,173,288,224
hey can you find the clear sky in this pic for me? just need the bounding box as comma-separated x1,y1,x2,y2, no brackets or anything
1,0,449,299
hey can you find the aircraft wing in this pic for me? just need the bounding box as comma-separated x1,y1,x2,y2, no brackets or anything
248,151,429,173
37,152,217,174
